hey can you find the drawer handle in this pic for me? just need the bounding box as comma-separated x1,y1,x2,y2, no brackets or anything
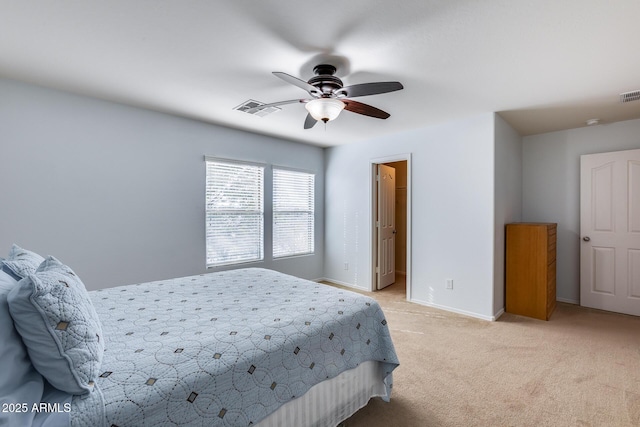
583,236,591,242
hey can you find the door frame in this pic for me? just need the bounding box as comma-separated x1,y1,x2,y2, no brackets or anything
370,153,412,301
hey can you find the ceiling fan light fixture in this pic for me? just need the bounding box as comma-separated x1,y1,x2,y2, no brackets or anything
305,98,345,123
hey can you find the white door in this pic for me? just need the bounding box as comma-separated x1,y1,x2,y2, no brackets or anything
377,164,396,289
580,149,640,316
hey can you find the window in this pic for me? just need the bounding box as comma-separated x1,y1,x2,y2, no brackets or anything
205,158,264,267
273,168,315,258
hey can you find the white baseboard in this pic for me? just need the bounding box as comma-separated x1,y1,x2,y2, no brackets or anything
319,278,499,321
493,308,505,320
316,277,370,291
410,298,500,322
556,297,579,304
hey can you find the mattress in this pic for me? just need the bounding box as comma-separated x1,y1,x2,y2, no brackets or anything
72,268,399,427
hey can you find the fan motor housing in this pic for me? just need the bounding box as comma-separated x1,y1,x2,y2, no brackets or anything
308,64,343,95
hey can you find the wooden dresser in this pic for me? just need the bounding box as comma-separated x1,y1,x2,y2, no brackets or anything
505,223,557,320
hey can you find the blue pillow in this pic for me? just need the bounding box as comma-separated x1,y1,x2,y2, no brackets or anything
0,269,45,427
8,256,104,395
2,244,44,280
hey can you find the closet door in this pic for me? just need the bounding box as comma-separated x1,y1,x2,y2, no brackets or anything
580,149,640,316
377,164,396,289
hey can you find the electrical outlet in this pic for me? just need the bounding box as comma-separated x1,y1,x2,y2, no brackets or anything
446,279,453,289
344,263,349,270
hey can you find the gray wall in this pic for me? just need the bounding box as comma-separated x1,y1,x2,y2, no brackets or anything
0,78,325,290
13,74,635,316
324,113,499,320
493,114,523,315
522,118,640,303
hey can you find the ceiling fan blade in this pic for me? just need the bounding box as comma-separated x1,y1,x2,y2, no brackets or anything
273,72,322,96
338,82,403,98
244,99,307,114
303,113,317,129
343,100,391,119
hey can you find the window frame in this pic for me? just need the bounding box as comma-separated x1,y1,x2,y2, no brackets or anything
204,156,265,268
272,166,316,259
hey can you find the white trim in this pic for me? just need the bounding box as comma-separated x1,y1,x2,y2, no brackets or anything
318,278,370,292
272,168,315,258
369,154,412,302
204,155,267,168
556,297,579,304
370,153,413,164
273,253,315,262
206,259,264,270
319,277,501,321
410,297,500,322
370,164,378,292
272,164,317,175
204,159,265,268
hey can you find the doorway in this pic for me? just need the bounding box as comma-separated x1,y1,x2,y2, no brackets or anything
371,155,411,300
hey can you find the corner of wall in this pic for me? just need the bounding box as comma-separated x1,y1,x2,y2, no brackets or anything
492,115,523,316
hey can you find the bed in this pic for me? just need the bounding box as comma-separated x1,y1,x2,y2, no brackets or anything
2,246,399,427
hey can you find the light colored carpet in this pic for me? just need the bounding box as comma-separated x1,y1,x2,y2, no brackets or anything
324,278,640,427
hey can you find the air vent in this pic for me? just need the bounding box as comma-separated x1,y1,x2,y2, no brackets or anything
620,90,640,103
234,100,280,117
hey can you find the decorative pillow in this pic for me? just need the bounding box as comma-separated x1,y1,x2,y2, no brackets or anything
0,263,20,281
1,244,44,280
8,256,104,395
0,269,45,427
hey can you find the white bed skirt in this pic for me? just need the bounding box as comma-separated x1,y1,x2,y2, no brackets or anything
257,360,389,427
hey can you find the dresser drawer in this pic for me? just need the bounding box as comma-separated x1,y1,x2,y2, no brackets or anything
547,260,556,285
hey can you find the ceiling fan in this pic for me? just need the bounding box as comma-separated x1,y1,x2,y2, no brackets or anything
246,64,404,129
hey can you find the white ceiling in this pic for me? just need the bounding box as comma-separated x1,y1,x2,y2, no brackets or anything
2,0,640,147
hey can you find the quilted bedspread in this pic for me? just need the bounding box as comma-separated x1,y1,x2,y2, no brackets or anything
71,268,399,427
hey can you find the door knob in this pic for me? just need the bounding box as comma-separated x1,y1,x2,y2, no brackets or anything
583,236,591,242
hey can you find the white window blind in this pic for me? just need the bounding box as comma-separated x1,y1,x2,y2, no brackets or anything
273,168,315,258
205,159,264,267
